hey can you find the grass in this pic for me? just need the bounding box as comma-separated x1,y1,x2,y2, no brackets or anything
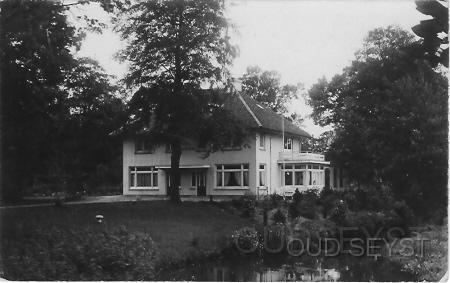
0,201,252,280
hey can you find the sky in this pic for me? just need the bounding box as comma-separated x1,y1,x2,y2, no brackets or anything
76,0,426,137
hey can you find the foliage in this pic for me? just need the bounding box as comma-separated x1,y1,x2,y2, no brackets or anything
265,193,284,209
115,0,240,203
232,193,256,217
307,26,448,219
241,66,301,114
300,131,334,153
412,0,448,67
390,224,448,281
329,200,348,225
272,209,286,224
2,225,157,280
231,227,260,253
1,201,252,280
1,0,126,200
288,189,320,220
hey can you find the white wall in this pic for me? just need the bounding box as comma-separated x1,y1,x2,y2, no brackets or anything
123,136,257,196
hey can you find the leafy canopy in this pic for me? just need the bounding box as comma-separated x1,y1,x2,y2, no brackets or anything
115,0,236,88
307,26,447,218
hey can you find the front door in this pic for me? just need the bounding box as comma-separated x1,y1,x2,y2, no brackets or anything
193,171,206,196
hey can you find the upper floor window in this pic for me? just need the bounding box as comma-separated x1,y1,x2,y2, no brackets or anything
135,139,153,154
129,166,158,188
216,164,249,188
284,137,292,150
259,134,266,149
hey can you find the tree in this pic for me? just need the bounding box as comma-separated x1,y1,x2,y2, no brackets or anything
115,0,240,203
1,0,125,200
307,26,447,219
1,0,79,200
412,0,448,67
62,58,127,192
241,66,302,115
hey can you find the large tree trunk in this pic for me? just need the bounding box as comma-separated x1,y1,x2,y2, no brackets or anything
169,139,182,203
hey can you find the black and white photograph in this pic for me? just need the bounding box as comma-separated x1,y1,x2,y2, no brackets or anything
0,0,448,281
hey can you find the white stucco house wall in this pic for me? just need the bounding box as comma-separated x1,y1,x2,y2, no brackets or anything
122,92,344,198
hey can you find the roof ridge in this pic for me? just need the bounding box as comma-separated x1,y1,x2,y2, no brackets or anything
237,93,262,127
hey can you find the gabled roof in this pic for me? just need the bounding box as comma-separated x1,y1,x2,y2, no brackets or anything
225,93,311,139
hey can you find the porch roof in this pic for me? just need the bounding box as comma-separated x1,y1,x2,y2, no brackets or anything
277,160,331,165
155,165,210,169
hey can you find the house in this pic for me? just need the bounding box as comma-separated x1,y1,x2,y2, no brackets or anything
122,91,339,198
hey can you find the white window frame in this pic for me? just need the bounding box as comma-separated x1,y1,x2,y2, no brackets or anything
258,164,267,187
281,164,308,187
129,166,158,190
215,164,249,189
259,134,266,150
284,137,293,150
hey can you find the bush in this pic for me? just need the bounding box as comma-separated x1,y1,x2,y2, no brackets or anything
272,209,286,224
288,189,320,220
2,225,157,280
292,189,302,203
231,227,260,253
232,193,256,217
330,200,348,225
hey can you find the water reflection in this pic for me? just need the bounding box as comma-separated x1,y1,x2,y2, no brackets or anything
156,254,416,282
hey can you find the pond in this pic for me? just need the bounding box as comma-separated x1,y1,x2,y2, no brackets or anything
155,254,417,281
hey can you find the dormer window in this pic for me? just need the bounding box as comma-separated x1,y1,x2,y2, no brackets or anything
284,137,292,150
135,138,153,154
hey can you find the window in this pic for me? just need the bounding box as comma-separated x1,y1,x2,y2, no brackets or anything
129,167,158,188
259,134,266,149
284,137,292,150
258,164,267,187
282,164,306,186
284,171,293,186
216,164,249,188
135,139,153,153
295,171,304,185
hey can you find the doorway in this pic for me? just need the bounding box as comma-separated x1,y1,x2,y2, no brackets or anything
192,171,206,196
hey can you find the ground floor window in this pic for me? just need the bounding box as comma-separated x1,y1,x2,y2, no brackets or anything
258,164,267,187
281,164,325,187
129,166,158,188
281,164,307,186
216,164,249,188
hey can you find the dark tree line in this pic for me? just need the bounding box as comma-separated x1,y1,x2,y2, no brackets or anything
307,26,448,221
1,0,126,201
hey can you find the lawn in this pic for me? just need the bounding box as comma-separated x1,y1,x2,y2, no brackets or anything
0,201,253,280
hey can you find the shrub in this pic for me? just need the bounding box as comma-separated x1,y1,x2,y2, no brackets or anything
292,189,302,203
232,193,256,217
231,227,260,253
2,225,158,280
289,199,318,220
272,209,286,224
269,193,284,208
330,200,348,225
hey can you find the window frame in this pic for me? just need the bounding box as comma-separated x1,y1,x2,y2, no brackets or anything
281,164,307,187
129,166,158,189
258,164,267,187
135,139,154,154
259,133,266,150
284,137,293,150
215,164,249,189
